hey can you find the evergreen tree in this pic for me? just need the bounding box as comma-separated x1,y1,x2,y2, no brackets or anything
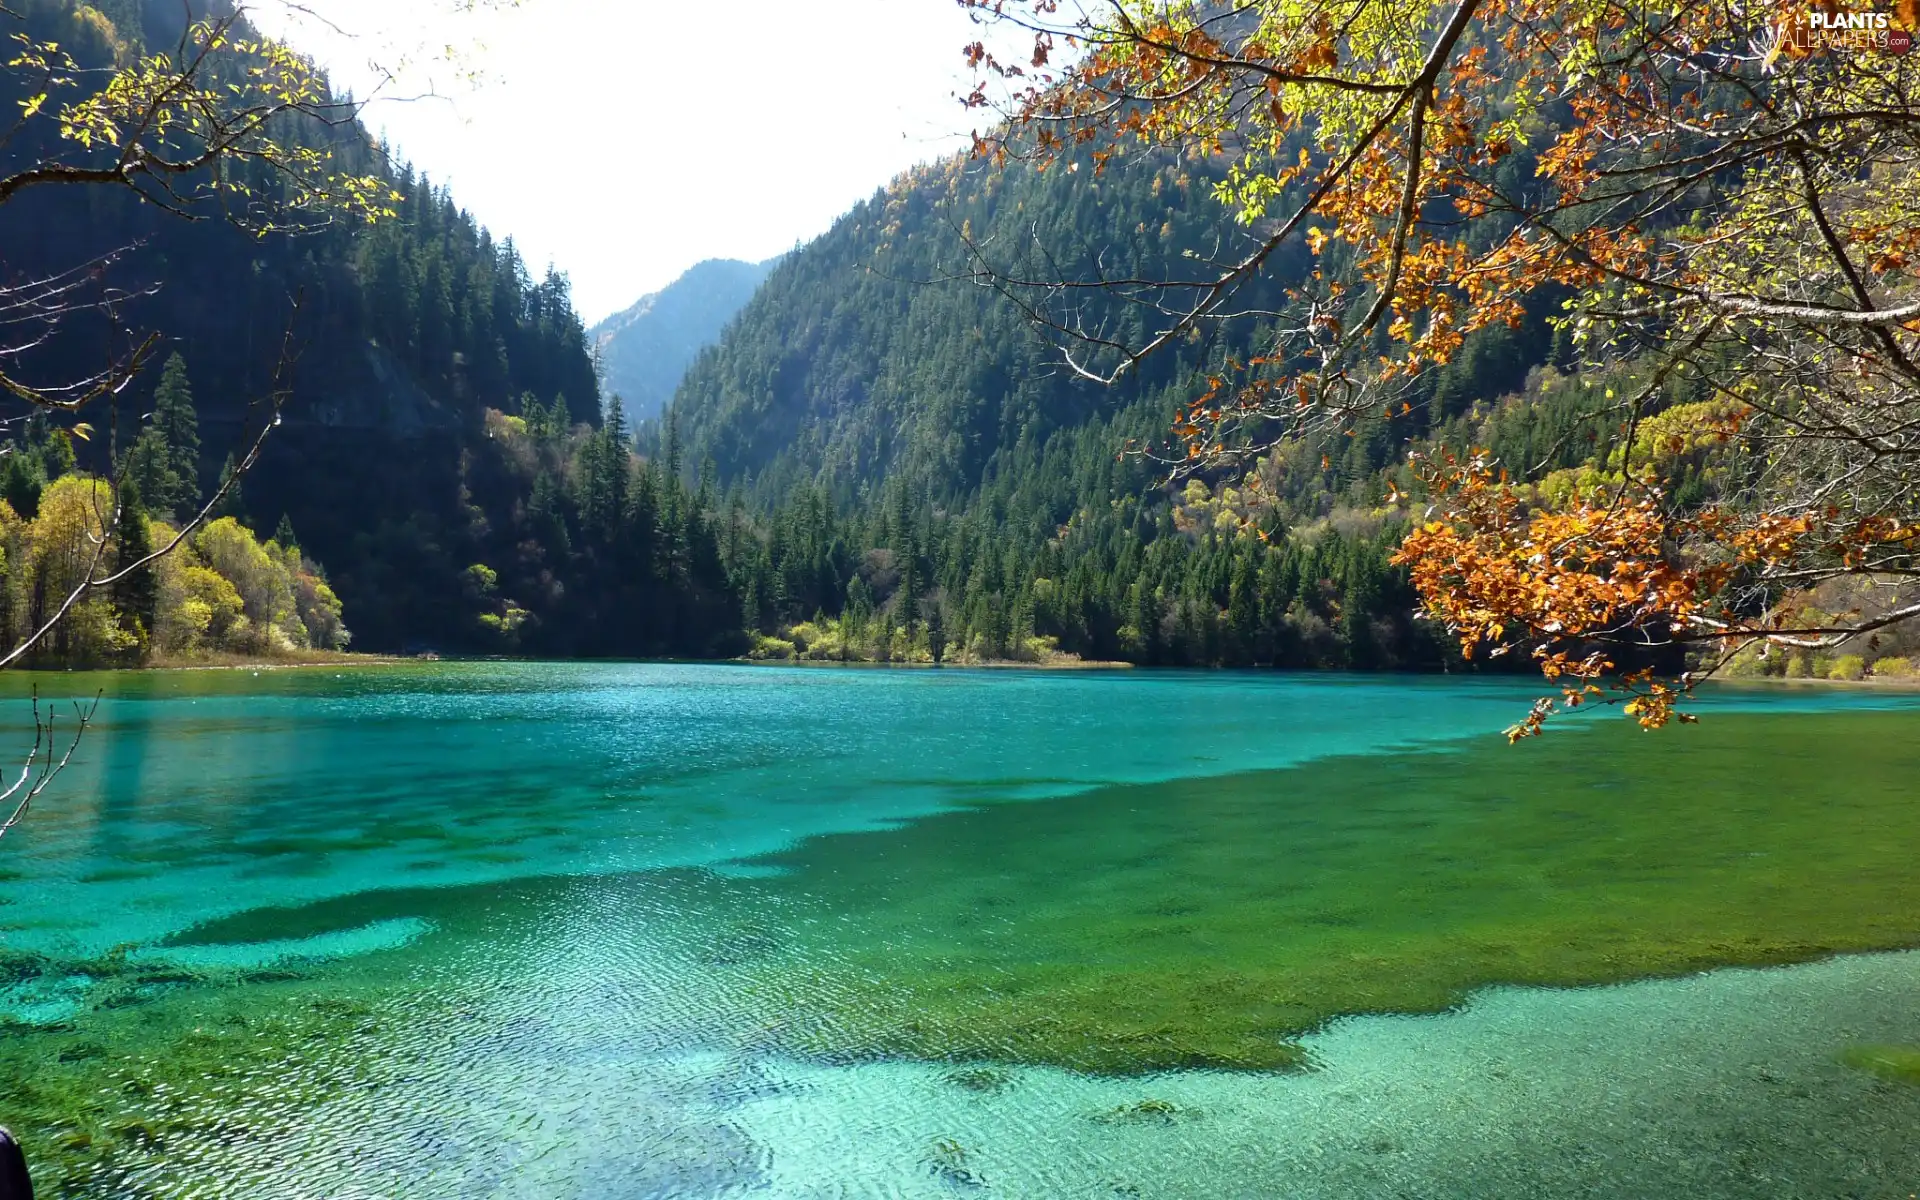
210,453,246,525
151,352,201,515
603,395,629,524
574,426,625,547
124,426,175,518
605,394,628,449
520,392,548,437
1227,553,1259,662
1,451,43,519
26,412,74,483
110,475,157,654
527,471,570,562
924,597,947,664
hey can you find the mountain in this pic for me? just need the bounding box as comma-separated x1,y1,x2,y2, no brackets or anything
645,145,1559,668
0,0,742,658
591,258,776,421
3,0,1567,670
656,149,1558,668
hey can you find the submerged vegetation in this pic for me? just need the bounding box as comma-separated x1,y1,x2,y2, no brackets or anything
5,701,1920,1189
723,711,1920,1073
0,963,402,1194
1841,1045,1920,1088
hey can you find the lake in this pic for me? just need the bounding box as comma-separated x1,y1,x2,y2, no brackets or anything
3,663,1920,1197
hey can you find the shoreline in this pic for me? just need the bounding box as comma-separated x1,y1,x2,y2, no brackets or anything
1703,673,1920,693
735,655,1134,671
139,651,410,672
27,655,1920,684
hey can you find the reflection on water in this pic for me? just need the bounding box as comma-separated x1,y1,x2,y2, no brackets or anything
1,664,1918,1196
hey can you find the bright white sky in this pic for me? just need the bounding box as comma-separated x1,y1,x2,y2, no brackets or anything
258,0,992,323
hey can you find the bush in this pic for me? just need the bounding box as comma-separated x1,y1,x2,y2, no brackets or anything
748,635,795,660
1873,656,1916,679
1785,653,1813,679
1719,642,1777,678
1829,654,1867,682
787,620,849,660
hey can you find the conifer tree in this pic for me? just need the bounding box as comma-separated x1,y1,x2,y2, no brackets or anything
1227,554,1258,662
925,598,946,665
605,394,628,449
124,426,175,519
110,476,157,655
527,471,570,562
604,395,629,522
27,412,74,483
210,453,246,525
151,353,201,515
0,452,42,520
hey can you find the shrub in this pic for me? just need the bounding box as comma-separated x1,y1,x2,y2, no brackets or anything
1829,654,1867,682
748,635,795,660
181,566,247,647
1719,641,1775,678
1873,656,1916,679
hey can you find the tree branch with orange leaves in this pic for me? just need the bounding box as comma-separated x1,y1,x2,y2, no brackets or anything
956,0,1920,731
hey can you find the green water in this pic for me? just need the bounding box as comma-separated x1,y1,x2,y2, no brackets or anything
2,664,1920,1196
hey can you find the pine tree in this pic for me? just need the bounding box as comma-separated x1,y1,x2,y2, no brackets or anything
1,452,43,519
110,475,157,655
1227,552,1259,662
605,394,628,449
152,352,201,514
27,411,74,483
528,470,570,562
924,597,947,664
605,395,629,518
574,428,624,547
210,453,246,524
124,426,175,517
519,392,548,438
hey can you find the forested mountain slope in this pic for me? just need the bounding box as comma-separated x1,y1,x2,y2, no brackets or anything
662,149,1561,668
591,258,776,421
1,0,1600,672
0,0,740,657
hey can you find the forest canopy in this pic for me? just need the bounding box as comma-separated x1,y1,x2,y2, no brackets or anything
950,0,1920,732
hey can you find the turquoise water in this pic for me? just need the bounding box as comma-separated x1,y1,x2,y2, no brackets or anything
0,665,1604,956
2,664,1920,1196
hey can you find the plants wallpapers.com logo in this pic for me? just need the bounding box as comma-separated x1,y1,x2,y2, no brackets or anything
1776,7,1915,55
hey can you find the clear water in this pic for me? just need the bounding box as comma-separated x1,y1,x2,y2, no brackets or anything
1,663,1918,1197
0,665,1606,956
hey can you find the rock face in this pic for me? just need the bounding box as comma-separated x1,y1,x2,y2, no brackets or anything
591,258,777,421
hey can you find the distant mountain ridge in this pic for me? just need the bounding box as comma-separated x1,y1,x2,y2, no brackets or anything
591,257,776,420
650,147,1557,670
